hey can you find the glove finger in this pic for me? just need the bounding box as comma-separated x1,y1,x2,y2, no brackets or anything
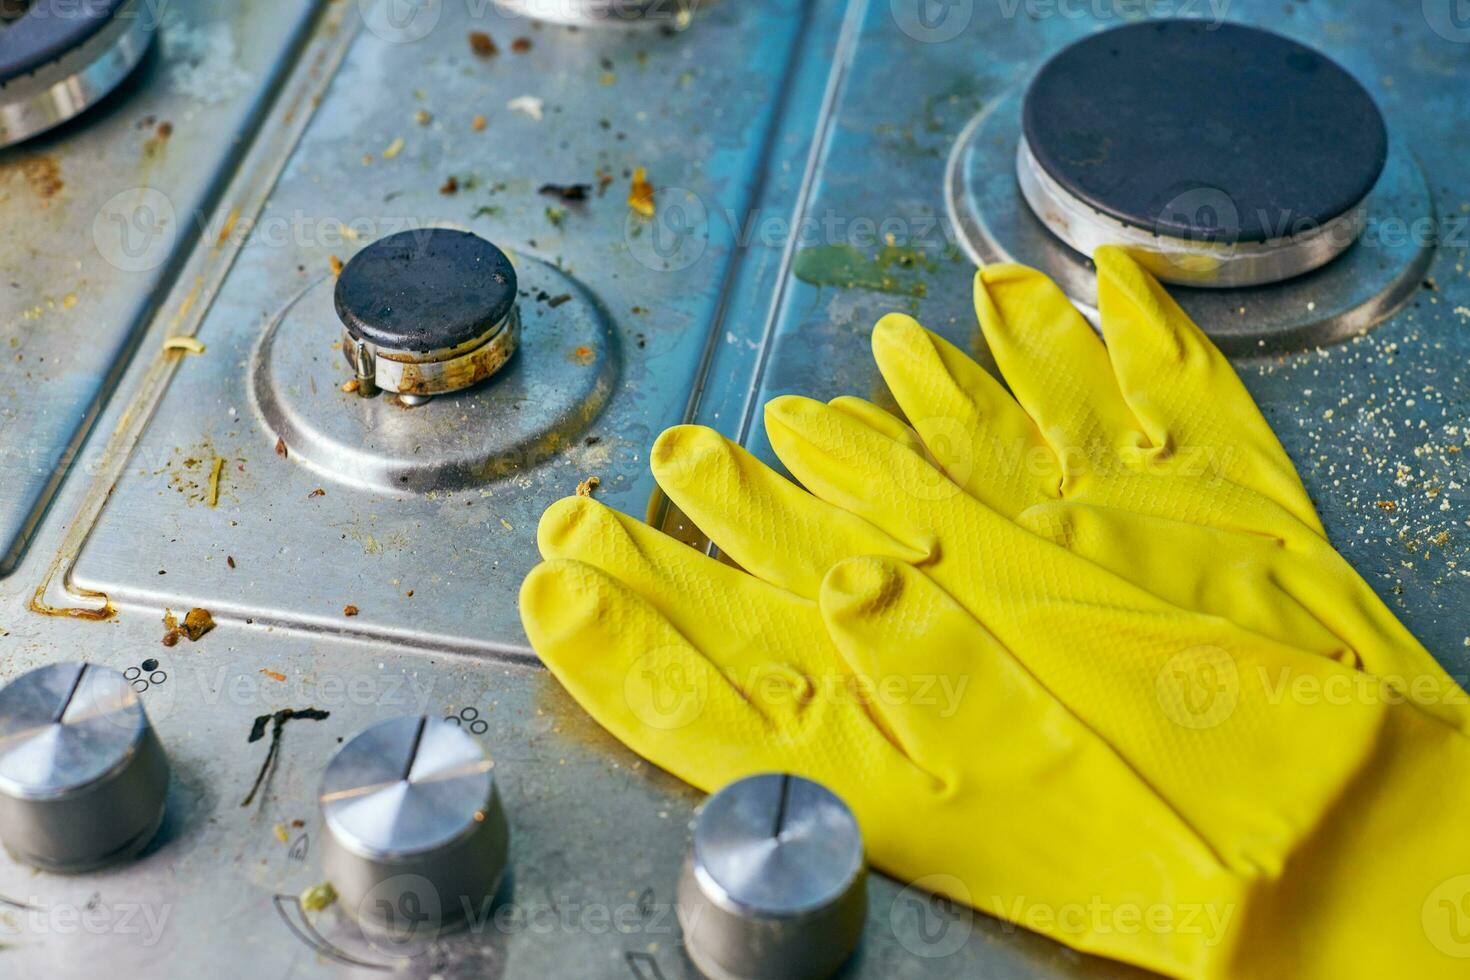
650,425,924,600
1017,500,1352,662
764,394,958,552
974,264,1145,490
537,495,834,681
520,558,779,793
871,312,1060,516
522,559,948,850
819,556,1244,978
826,395,927,456
1093,247,1325,535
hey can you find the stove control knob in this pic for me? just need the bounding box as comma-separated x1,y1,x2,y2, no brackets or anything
0,662,171,872
335,228,520,404
320,715,508,933
677,774,866,980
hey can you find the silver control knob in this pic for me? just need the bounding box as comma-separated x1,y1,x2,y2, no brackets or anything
677,774,866,980
0,662,170,872
320,715,508,934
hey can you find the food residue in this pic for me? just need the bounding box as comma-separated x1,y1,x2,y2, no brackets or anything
276,436,289,458
440,175,459,195
328,255,343,277
511,37,532,53
508,95,544,120
468,31,498,57
576,476,601,497
207,456,224,508
382,137,405,159
343,605,359,617
162,607,215,646
300,882,337,913
628,167,655,218
472,114,487,131
260,669,287,683
163,336,207,355
539,183,590,201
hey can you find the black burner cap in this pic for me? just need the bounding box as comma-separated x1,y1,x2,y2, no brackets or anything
335,229,517,355
1021,20,1387,244
0,0,131,82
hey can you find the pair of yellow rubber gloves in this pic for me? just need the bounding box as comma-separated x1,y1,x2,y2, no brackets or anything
520,247,1470,978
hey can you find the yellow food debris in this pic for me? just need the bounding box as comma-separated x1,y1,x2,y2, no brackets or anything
182,607,215,641
300,881,337,913
472,114,487,131
576,476,601,497
383,137,405,159
329,255,344,277
163,336,206,355
500,518,514,531
341,378,359,394
274,823,289,843
207,457,224,508
260,668,287,683
628,167,655,218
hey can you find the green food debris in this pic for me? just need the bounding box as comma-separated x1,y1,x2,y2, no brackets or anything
545,206,566,227
792,244,930,297
471,205,501,219
300,881,338,912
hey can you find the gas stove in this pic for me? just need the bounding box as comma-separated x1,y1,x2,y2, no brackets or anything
0,1,1464,977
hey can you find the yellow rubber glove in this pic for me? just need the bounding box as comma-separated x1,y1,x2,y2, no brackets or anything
860,246,1468,733
520,494,1470,979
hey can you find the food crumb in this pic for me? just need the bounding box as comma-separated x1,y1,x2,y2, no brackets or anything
414,109,432,126
276,436,289,458
343,605,359,617
507,95,544,120
300,881,337,913
469,31,498,57
328,255,343,277
274,823,289,843
628,167,655,218
472,114,487,131
182,608,215,641
576,476,601,497
340,378,359,394
440,175,459,195
382,137,405,159
260,669,287,683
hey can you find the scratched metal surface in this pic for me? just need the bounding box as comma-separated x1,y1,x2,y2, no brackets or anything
0,0,1462,978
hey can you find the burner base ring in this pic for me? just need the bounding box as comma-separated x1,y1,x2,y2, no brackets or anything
946,89,1436,355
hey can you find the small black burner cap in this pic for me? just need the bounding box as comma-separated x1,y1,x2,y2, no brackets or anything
335,229,517,355
0,0,131,82
1021,20,1387,244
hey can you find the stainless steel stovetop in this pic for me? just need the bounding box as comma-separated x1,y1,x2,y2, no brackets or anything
0,0,1465,977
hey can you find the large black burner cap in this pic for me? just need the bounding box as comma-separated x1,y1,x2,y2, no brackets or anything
1021,20,1387,244
335,229,518,356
